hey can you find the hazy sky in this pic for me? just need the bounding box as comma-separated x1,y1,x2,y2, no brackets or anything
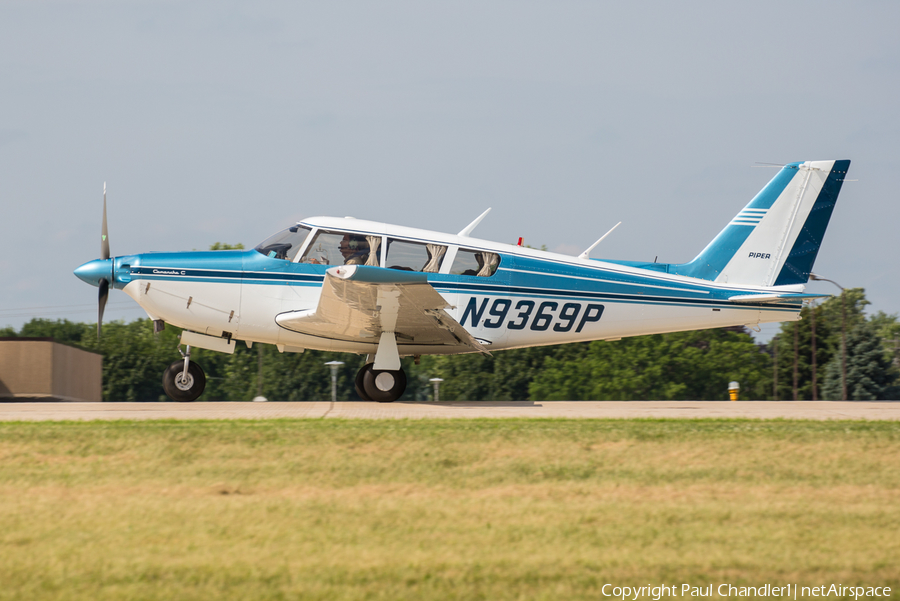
2,1,898,341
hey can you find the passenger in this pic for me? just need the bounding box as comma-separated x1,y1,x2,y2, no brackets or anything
339,234,369,265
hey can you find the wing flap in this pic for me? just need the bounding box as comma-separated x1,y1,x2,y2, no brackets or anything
276,265,488,354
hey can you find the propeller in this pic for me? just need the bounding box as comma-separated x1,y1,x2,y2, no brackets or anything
98,278,109,337
98,182,109,337
101,182,109,260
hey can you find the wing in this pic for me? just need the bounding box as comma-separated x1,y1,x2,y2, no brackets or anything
275,265,489,355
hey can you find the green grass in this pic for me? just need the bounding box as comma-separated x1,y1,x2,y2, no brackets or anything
1,419,899,600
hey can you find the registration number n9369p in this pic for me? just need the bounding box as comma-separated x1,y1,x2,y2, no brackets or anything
460,297,604,333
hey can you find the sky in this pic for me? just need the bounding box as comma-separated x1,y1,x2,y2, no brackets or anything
1,1,898,342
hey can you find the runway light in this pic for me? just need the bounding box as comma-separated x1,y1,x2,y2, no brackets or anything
429,378,444,402
325,361,345,403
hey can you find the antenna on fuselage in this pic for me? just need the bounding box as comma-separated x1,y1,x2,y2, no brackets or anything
579,221,621,260
458,208,491,237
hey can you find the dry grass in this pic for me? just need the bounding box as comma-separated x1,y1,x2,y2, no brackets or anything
0,418,898,600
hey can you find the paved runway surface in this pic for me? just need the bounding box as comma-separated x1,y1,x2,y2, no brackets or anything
1,401,899,421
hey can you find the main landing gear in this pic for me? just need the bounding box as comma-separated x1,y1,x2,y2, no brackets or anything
354,362,406,403
162,345,206,402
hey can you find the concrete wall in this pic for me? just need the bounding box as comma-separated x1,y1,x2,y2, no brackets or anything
0,339,102,402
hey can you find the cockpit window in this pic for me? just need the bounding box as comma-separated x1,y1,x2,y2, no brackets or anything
300,230,382,267
255,225,312,261
450,249,501,277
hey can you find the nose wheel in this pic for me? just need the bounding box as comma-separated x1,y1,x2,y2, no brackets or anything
355,363,406,403
162,347,207,402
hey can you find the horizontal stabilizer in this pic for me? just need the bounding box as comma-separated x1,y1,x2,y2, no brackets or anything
728,292,831,304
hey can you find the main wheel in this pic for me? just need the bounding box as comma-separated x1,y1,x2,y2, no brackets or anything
162,360,207,402
362,367,407,403
355,364,374,402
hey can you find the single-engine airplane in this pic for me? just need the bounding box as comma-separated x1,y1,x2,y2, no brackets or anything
75,160,850,402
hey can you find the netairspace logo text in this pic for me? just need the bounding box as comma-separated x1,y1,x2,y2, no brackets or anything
601,584,892,600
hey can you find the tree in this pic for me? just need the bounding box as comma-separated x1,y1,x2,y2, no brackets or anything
773,303,833,401
414,353,497,401
414,345,576,401
869,311,900,368
531,328,771,401
773,289,873,401
821,321,900,400
254,347,360,403
816,287,869,380
19,319,92,348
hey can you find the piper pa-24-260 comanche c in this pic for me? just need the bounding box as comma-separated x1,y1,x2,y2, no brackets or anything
75,160,850,402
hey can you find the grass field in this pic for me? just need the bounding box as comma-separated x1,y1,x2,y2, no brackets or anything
1,418,898,600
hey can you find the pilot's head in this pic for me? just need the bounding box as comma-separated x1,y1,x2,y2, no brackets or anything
340,234,368,257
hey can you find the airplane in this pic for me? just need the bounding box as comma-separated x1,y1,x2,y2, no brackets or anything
74,160,850,402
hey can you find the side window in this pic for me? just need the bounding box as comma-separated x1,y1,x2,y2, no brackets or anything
301,230,382,266
450,249,501,277
385,239,446,272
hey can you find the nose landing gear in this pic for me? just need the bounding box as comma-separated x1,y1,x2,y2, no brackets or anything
355,362,406,403
162,345,206,402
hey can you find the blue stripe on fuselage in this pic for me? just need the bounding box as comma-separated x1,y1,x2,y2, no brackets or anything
134,267,324,284
125,249,793,311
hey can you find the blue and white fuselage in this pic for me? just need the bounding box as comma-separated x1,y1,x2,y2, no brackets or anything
74,160,850,401
106,222,802,354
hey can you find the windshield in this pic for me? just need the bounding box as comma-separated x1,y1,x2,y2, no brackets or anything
254,225,312,261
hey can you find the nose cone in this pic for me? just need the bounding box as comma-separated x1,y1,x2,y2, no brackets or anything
74,258,113,287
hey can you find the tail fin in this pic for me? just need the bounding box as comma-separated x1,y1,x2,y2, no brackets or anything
671,160,850,286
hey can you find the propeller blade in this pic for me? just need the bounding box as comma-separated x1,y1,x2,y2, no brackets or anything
101,182,109,260
98,278,109,337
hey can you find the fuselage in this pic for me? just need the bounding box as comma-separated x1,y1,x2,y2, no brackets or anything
90,216,800,356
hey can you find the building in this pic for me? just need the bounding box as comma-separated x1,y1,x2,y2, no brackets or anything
0,338,102,402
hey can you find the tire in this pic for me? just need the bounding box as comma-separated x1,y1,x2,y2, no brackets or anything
355,364,374,402
162,360,207,402
362,367,407,403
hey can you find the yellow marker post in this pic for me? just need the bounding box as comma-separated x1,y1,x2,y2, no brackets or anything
728,381,740,401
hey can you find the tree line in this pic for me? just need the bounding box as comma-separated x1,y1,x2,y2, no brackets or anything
770,289,900,401
2,288,897,401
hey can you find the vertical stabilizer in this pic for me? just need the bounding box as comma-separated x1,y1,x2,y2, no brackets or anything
671,160,850,286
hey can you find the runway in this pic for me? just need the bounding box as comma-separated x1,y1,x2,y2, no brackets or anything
1,400,899,421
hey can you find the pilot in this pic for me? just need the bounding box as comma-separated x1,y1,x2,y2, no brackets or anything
339,234,370,265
